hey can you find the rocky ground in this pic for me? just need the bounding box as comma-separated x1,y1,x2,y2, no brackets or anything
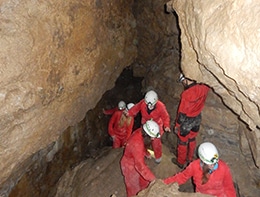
53,68,258,197
55,140,213,197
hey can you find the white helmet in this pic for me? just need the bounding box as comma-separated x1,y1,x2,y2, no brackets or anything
127,103,135,110
118,101,126,110
144,90,158,109
177,73,186,83
143,120,160,138
198,142,219,165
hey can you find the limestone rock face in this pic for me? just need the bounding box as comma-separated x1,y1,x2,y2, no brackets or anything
0,0,136,186
1,0,260,196
168,0,260,166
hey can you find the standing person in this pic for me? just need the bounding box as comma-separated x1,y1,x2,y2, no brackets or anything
103,100,126,115
172,73,210,168
163,142,236,197
126,90,171,163
120,120,159,197
108,103,135,148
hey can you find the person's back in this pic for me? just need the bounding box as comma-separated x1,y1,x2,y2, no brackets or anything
179,83,210,117
121,129,144,163
120,120,158,197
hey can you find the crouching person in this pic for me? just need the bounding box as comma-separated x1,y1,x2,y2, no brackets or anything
120,120,160,197
163,142,236,197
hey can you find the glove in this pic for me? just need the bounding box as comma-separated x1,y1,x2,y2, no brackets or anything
164,127,171,132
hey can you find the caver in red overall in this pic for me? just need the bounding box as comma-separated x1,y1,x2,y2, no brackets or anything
108,110,134,148
103,107,118,115
128,100,170,160
163,159,236,197
176,83,210,165
120,129,156,197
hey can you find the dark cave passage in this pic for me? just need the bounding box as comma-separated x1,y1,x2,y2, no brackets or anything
9,66,145,197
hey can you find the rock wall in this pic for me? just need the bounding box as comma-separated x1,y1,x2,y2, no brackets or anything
0,0,260,196
131,0,181,124
167,0,260,166
0,0,136,187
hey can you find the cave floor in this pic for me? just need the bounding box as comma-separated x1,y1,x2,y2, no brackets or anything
55,142,196,197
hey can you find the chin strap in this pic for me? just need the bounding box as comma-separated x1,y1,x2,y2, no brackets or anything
200,161,219,174
209,163,218,174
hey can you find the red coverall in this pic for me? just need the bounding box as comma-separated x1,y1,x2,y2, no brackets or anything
108,110,134,148
120,129,156,197
163,159,236,197
176,84,210,165
128,99,170,159
103,107,119,115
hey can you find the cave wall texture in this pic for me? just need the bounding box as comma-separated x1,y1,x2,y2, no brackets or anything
167,0,260,166
0,0,137,189
0,0,260,196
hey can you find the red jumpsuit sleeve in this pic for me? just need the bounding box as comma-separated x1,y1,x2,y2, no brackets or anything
108,112,118,136
133,136,155,181
128,100,143,117
178,92,190,115
163,162,194,185
104,107,118,115
159,101,170,128
223,164,236,197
